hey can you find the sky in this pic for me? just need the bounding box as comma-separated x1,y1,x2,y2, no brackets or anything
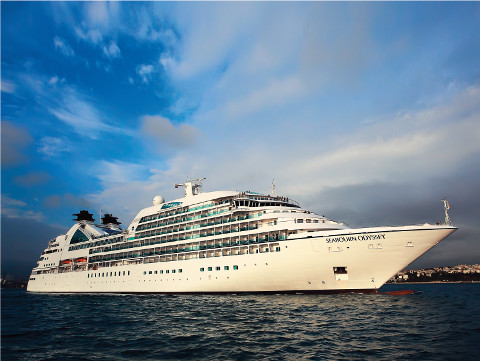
2,2,480,279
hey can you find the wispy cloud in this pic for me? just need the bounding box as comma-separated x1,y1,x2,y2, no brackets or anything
1,79,17,94
47,88,112,138
102,41,121,59
1,195,45,222
74,26,103,45
38,136,73,157
92,160,151,186
53,36,75,57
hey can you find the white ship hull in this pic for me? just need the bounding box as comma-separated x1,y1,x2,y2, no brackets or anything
27,225,455,294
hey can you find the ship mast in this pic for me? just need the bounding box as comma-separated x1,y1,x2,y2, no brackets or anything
174,177,206,197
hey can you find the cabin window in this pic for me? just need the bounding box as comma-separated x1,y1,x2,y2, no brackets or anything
166,270,170,274
128,271,130,275
208,267,212,271
200,268,204,272
233,265,239,270
149,271,152,274
160,270,164,274
172,270,176,273
224,266,229,271
88,274,89,278
178,269,182,273
143,271,146,275
154,271,158,274
216,266,221,271
297,219,303,223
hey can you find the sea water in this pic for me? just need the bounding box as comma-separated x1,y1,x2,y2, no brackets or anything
2,284,479,360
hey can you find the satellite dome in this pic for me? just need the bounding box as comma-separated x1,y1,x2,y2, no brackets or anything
153,195,165,205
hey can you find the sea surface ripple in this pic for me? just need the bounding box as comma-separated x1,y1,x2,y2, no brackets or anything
2,284,480,360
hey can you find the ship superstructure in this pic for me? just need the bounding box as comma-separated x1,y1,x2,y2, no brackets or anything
27,179,456,293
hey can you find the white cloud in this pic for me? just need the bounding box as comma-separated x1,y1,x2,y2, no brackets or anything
1,195,45,222
53,36,75,57
91,85,480,225
136,64,155,84
222,75,306,120
1,79,17,93
102,41,121,59
166,2,262,80
2,196,27,208
92,160,150,186
45,84,130,139
38,136,73,157
74,27,103,45
48,76,59,85
85,1,120,29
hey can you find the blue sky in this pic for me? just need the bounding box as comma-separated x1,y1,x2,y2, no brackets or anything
2,2,480,278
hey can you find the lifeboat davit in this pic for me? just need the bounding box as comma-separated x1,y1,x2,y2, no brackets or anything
61,259,72,265
75,257,87,263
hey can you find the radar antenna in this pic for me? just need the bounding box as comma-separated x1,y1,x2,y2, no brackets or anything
271,178,276,196
442,198,452,225
174,177,206,197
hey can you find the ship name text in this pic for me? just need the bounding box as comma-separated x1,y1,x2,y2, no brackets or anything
326,233,386,243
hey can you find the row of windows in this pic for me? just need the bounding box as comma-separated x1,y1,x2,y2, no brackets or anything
69,235,124,252
88,270,131,278
139,200,230,224
42,248,59,255
90,230,287,262
117,223,263,248
144,269,182,275
200,265,239,271
296,219,321,224
136,210,260,232
89,239,283,263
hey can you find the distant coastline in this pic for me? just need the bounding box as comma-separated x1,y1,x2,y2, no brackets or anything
388,264,480,284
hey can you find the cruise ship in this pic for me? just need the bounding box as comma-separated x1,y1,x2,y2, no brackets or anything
27,179,457,294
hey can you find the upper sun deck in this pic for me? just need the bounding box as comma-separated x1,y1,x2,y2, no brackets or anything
128,178,301,231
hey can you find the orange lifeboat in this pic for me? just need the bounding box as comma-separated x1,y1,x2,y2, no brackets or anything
75,257,87,263
61,259,72,265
